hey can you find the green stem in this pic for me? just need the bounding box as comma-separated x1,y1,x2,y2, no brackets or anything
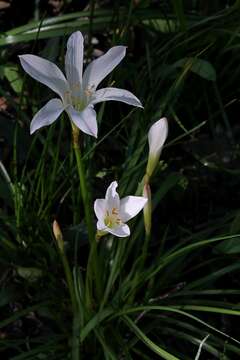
71,124,102,303
142,180,152,267
141,233,151,268
128,177,152,303
62,252,78,312
72,125,94,243
55,222,80,360
13,125,21,244
100,238,124,310
72,314,81,360
60,249,80,360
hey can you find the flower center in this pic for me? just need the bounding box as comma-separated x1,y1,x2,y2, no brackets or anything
64,84,95,112
104,208,122,228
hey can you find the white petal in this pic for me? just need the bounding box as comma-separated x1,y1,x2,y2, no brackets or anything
106,224,130,237
97,220,107,231
19,55,69,100
30,98,64,134
120,196,147,222
67,105,98,138
90,87,143,108
105,181,120,210
65,31,84,90
94,199,106,221
82,46,126,90
148,117,168,156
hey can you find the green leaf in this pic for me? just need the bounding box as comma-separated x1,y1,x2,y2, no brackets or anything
0,302,49,328
230,212,240,234
153,172,181,210
80,308,114,341
0,286,19,307
174,58,216,81
216,212,240,253
171,0,186,31
215,237,240,254
0,65,4,79
4,64,23,94
123,315,180,360
17,266,43,282
116,305,240,346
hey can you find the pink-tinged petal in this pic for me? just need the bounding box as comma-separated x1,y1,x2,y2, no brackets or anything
148,117,168,156
67,105,98,138
94,199,106,221
65,31,84,90
120,196,147,222
30,98,64,134
83,46,126,90
106,224,130,237
105,181,120,210
90,87,143,108
19,55,69,100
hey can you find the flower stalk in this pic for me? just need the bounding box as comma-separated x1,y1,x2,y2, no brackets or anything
142,118,168,261
143,181,152,237
53,220,80,360
71,123,102,304
71,123,94,244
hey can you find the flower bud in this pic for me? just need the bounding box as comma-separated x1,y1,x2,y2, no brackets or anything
146,117,168,178
53,220,64,252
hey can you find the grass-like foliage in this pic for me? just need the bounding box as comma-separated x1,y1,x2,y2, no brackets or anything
1,1,240,359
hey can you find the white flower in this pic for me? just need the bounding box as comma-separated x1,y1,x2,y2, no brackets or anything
94,181,147,237
146,117,168,177
19,31,143,137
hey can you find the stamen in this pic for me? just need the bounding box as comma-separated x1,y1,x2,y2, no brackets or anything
71,83,81,92
84,88,93,97
104,207,122,229
84,85,95,98
64,90,72,104
112,208,118,215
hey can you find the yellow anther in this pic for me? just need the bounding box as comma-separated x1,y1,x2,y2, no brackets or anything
112,208,118,215
71,83,81,92
84,88,93,97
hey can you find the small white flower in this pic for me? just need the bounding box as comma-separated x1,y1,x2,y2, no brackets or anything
94,181,147,237
19,31,143,137
146,117,168,177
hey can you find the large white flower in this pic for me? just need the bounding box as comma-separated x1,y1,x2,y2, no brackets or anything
94,181,147,237
19,31,143,137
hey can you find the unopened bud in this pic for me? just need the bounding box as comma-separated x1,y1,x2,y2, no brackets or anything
53,220,64,252
146,117,168,178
